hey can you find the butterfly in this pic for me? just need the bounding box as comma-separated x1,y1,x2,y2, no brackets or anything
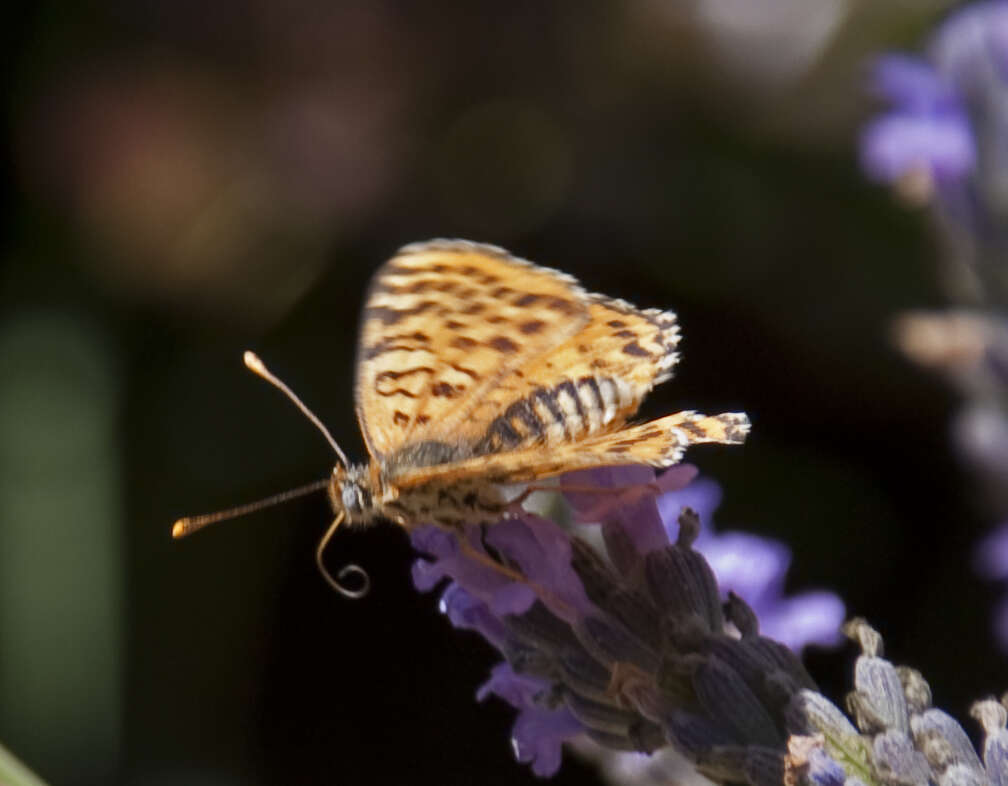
174,239,749,596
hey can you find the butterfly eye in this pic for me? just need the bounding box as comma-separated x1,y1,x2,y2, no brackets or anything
341,482,362,513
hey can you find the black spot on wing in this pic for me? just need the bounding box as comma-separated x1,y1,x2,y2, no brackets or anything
366,300,436,326
450,363,481,380
677,419,709,438
362,332,432,360
488,335,520,353
546,297,579,315
376,367,435,381
622,341,650,357
451,336,478,350
374,367,434,397
431,381,462,397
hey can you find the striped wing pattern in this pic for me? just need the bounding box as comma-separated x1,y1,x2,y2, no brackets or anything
391,411,749,488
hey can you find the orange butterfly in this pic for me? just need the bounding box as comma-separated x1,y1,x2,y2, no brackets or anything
174,240,748,595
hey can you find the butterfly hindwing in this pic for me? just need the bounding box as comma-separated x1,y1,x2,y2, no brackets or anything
461,296,679,456
389,411,750,488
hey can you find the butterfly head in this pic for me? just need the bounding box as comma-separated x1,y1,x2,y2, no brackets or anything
328,463,378,525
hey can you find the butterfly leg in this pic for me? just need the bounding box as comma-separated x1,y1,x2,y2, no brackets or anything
478,522,503,561
508,480,663,507
452,525,579,620
455,527,527,585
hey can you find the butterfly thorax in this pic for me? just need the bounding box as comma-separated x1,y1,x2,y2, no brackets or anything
329,461,510,531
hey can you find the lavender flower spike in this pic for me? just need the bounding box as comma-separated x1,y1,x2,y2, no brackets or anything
656,475,845,651
412,466,845,780
788,619,1008,786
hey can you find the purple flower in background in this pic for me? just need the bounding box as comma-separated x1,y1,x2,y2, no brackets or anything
657,478,845,651
975,523,1008,649
861,1,1008,242
864,0,1008,658
861,54,975,191
411,465,843,778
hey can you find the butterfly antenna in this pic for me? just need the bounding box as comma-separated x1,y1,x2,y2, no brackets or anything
243,351,350,468
315,512,371,598
172,478,330,539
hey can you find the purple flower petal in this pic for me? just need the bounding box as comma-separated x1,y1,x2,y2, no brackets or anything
563,464,658,515
478,662,586,776
411,524,536,615
757,591,846,651
860,111,976,185
563,464,697,518
476,662,550,706
657,475,845,653
699,530,790,604
931,0,1008,95
871,54,960,112
563,465,696,555
510,705,584,777
804,746,848,786
485,514,596,622
993,594,1008,651
657,476,723,540
437,584,515,651
974,523,1008,580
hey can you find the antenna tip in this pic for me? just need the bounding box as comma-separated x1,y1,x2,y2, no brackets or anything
243,350,264,373
171,519,190,539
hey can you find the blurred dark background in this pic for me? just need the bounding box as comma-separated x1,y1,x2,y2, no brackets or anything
1,1,999,784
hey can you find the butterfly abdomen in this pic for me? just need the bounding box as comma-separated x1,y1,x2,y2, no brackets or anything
474,375,642,455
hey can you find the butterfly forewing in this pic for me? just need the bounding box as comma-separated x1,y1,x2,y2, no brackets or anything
355,240,592,462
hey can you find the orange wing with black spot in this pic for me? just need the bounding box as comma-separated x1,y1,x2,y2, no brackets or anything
354,240,591,461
